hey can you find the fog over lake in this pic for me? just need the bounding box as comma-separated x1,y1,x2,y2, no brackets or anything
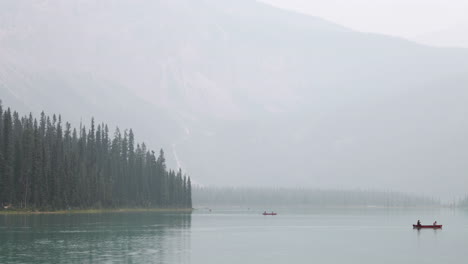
2,209,468,264
0,1,467,263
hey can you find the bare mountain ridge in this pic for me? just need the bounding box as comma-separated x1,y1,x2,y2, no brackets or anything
1,0,468,198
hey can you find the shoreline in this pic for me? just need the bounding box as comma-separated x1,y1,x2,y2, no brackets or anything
0,208,193,215
194,205,449,210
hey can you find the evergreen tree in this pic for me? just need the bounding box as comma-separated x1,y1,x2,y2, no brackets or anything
0,101,3,201
2,109,14,205
187,177,192,208
0,103,192,211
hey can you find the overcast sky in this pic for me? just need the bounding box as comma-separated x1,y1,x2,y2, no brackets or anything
260,0,468,48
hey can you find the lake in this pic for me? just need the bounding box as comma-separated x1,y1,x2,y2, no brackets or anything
1,208,467,263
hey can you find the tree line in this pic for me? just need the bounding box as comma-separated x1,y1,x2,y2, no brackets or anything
0,102,192,210
193,187,440,208
459,196,468,208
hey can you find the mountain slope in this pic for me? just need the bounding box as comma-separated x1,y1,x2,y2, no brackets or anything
1,0,468,197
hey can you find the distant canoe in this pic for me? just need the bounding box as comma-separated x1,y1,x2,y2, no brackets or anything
262,212,277,216
413,225,442,229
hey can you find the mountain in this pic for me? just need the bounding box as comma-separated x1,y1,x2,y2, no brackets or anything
1,0,468,198
413,24,468,49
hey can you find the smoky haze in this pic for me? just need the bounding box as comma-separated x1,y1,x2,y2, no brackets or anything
0,0,467,200
260,0,468,48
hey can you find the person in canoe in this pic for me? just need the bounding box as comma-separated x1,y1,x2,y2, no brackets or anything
417,220,421,226
433,221,437,225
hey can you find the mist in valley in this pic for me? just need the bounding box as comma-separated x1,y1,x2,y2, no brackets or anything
3,2,468,264
1,0,467,202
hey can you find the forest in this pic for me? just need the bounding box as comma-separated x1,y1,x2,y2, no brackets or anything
0,101,192,210
459,196,468,208
193,187,440,208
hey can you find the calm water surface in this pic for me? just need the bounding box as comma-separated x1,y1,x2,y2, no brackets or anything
1,208,467,263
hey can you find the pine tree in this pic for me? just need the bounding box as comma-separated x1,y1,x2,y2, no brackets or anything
31,119,42,208
0,102,3,202
0,104,192,211
20,114,34,208
2,109,14,205
187,177,192,208
128,129,136,204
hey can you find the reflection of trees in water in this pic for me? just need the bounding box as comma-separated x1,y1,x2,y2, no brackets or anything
0,212,192,263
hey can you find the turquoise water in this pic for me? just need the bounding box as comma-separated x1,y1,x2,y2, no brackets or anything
1,208,467,263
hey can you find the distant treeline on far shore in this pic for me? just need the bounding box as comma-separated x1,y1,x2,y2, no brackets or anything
459,196,468,208
193,187,441,208
0,101,192,211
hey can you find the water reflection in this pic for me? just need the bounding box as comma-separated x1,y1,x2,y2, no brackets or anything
0,212,192,263
414,227,441,233
415,226,440,246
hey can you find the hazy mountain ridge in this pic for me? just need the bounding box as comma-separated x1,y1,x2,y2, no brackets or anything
1,0,468,198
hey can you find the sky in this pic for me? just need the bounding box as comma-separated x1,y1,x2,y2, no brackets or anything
260,0,468,48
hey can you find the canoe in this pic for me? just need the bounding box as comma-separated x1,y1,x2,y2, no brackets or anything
262,212,277,216
413,225,442,229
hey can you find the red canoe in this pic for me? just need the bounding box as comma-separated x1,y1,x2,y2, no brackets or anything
262,212,277,216
413,225,442,229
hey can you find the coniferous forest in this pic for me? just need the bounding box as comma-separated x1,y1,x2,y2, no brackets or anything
459,196,468,208
0,102,192,210
194,187,440,208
